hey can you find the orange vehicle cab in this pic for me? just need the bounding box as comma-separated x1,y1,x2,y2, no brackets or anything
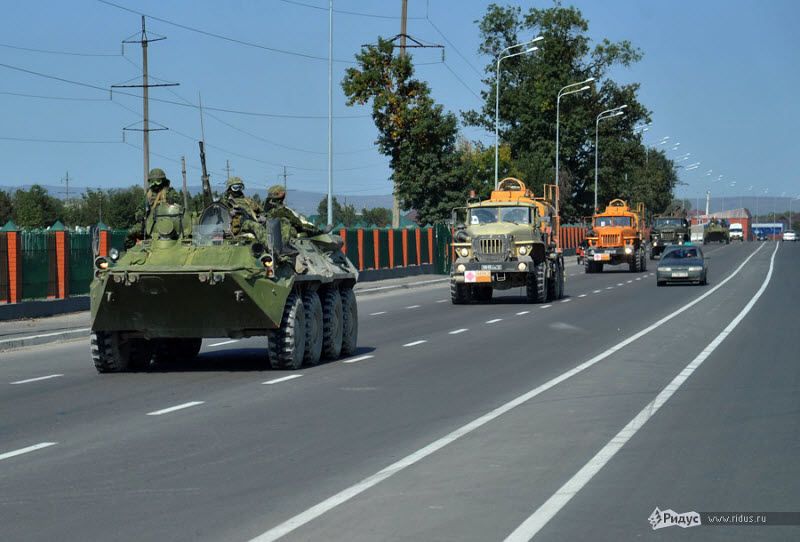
584,199,648,273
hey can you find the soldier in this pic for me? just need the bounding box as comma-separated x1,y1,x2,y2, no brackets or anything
265,184,321,239
224,176,263,220
127,168,181,247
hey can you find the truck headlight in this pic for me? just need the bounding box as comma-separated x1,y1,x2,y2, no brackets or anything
458,247,470,258
517,262,527,271
624,246,633,254
456,264,466,273
518,245,528,256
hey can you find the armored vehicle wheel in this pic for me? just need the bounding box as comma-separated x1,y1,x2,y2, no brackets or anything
92,331,152,373
526,262,547,303
340,287,358,357
268,291,306,370
321,287,343,360
473,285,493,303
450,280,471,304
154,338,202,365
302,291,324,365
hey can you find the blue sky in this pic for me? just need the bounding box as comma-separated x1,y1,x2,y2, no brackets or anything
0,0,798,203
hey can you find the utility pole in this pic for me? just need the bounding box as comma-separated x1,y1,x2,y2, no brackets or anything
327,0,334,227
62,171,70,203
280,165,292,190
225,160,233,181
391,0,409,228
181,156,189,210
705,190,710,218
112,16,178,189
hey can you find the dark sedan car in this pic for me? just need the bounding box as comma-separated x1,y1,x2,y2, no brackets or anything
656,245,708,286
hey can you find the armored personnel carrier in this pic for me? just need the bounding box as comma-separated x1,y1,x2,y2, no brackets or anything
449,177,564,304
650,202,690,259
90,199,358,373
703,218,730,244
585,199,647,273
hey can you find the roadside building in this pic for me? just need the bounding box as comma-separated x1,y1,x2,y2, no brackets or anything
690,208,752,240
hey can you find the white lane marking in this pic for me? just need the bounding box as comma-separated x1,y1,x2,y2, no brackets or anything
606,287,614,290
342,355,374,364
0,442,58,462
405,305,421,309
369,311,387,316
592,290,602,294
449,328,468,335
504,241,780,541
262,375,303,385
10,374,63,385
516,311,530,316
578,294,587,298
147,401,205,416
540,304,552,309
436,299,448,303
486,318,503,324
248,243,765,542
626,280,633,283
0,328,90,346
635,278,642,281
403,340,427,347
616,283,624,286
208,340,238,348
561,299,571,303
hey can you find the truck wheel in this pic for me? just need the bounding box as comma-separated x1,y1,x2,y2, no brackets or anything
450,279,471,304
641,251,648,271
547,260,564,300
340,287,358,357
321,287,343,360
526,262,546,303
473,285,493,303
302,291,324,365
584,258,593,274
268,291,306,370
91,331,152,373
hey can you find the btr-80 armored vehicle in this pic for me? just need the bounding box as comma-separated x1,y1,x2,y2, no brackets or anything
450,177,564,304
585,199,647,273
650,202,690,259
90,199,358,373
703,218,730,244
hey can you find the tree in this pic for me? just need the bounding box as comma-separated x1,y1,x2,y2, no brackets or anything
361,207,392,227
12,185,63,228
0,190,12,225
342,38,465,224
317,195,343,225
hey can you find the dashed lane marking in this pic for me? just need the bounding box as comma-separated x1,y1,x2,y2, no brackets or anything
403,340,427,347
0,442,58,462
342,355,374,364
146,401,205,416
486,319,503,324
626,280,633,283
617,283,624,286
540,304,552,309
10,374,63,385
578,294,587,298
516,311,530,315
263,375,303,385
606,287,614,290
208,340,239,348
369,311,387,316
593,289,602,294
561,299,571,303
405,305,421,309
449,329,468,335
436,299,448,303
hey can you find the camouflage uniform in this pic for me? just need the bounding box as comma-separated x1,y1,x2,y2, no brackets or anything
265,184,321,240
127,168,182,247
224,177,266,238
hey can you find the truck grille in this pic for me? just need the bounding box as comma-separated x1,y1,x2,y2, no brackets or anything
472,236,510,262
661,231,676,241
601,234,620,246
480,238,504,254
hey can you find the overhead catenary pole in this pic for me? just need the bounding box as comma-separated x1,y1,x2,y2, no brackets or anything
390,0,409,228
327,0,334,227
141,16,149,190
181,156,189,210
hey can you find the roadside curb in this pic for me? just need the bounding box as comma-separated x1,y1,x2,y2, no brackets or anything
355,278,449,295
0,327,90,353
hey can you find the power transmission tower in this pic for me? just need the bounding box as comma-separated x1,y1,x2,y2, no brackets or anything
61,171,70,204
225,160,233,181
112,16,179,189
280,165,293,189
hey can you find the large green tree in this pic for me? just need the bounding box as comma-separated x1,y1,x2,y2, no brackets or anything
12,185,63,228
0,190,12,225
342,38,464,224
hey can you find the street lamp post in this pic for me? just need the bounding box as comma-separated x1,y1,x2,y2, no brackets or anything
555,78,594,215
494,36,543,189
594,105,627,211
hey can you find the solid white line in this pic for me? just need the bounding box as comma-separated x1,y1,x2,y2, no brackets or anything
208,340,238,348
504,241,780,542
578,294,587,298
405,305,421,309
10,374,63,385
369,311,387,316
0,328,90,346
248,243,765,542
486,318,503,324
342,355,374,364
449,329,468,335
262,375,303,385
516,311,530,315
0,442,58,461
592,290,602,294
403,340,427,347
146,401,205,416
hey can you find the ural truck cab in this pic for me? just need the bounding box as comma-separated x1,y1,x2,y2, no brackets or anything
585,199,648,273
450,177,564,304
650,215,690,259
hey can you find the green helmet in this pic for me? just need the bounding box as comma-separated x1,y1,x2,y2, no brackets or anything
267,184,286,202
226,176,245,194
148,168,169,187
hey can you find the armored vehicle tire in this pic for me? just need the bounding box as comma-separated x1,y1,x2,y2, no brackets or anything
526,263,546,303
473,286,493,303
92,331,152,373
302,291,324,365
154,338,202,365
340,287,358,357
321,287,343,360
450,280,471,304
268,291,306,370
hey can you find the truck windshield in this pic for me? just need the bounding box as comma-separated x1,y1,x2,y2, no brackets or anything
594,216,631,227
469,206,532,225
655,218,684,227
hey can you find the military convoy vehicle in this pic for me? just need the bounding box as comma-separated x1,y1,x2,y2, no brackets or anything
649,203,690,259
584,199,647,273
90,177,358,373
703,218,730,244
450,177,564,304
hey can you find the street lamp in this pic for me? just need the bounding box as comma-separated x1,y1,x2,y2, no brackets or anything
494,36,543,188
594,104,627,211
555,77,594,216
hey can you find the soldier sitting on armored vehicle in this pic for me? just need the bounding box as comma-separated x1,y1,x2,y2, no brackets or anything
265,184,322,240
126,168,182,248
223,176,267,238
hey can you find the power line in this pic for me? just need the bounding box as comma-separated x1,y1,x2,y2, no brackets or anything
97,0,357,64
0,41,120,57
0,90,109,102
425,17,483,77
441,60,482,101
0,135,120,144
275,0,425,20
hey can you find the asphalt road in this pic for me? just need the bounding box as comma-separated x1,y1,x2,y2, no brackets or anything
1,241,797,541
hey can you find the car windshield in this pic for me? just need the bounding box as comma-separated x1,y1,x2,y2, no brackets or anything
655,218,684,227
594,216,632,227
469,206,532,225
663,247,701,260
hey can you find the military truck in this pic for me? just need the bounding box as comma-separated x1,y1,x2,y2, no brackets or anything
450,177,564,304
703,218,730,244
90,193,358,373
584,199,647,273
649,203,690,259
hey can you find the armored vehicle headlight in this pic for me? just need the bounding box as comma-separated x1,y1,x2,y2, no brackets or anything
109,248,120,262
94,256,109,270
458,247,470,258
518,245,528,255
260,254,274,267
517,262,527,271
456,264,466,273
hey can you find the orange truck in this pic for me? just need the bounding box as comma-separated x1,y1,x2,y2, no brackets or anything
584,199,648,273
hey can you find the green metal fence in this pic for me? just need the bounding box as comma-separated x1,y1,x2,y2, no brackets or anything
20,231,50,300
68,232,93,296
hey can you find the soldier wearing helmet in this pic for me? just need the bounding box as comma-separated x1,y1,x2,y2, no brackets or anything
145,168,181,211
224,176,263,220
265,184,320,239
